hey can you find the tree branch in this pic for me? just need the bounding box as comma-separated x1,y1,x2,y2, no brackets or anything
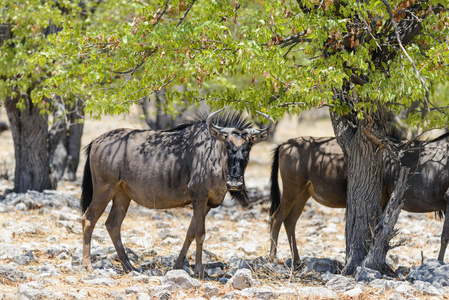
277,30,308,48
113,47,158,75
380,0,429,100
177,0,197,27
153,0,170,27
220,3,241,23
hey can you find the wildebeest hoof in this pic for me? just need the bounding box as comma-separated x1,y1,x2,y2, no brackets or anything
284,258,303,271
193,270,207,280
128,268,145,274
123,265,141,274
82,263,94,273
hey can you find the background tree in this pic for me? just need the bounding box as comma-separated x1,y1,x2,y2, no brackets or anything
0,1,114,192
44,0,448,274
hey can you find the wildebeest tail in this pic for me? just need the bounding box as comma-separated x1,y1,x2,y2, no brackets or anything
81,143,93,214
270,145,281,216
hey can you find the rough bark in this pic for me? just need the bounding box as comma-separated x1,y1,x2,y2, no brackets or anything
66,98,84,181
4,94,52,192
48,114,67,187
330,96,388,275
141,89,183,130
48,97,85,183
363,167,409,273
141,90,172,130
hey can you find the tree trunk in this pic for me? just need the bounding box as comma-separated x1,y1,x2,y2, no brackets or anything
141,89,184,130
363,167,409,273
5,94,53,192
48,97,84,183
66,97,84,181
48,115,67,187
330,97,388,275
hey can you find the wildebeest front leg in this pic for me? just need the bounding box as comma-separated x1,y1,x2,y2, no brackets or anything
105,190,133,272
438,194,449,261
174,200,210,277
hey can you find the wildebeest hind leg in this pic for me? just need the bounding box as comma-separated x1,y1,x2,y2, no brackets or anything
284,197,308,267
438,196,449,261
105,189,133,272
269,186,307,263
82,188,115,272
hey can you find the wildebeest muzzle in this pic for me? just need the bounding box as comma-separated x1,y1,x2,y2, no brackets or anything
226,176,245,191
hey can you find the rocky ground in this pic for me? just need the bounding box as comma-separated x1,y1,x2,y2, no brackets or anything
0,110,449,299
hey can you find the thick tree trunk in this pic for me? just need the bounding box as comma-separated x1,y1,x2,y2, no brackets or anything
5,94,52,192
330,97,388,275
343,125,384,274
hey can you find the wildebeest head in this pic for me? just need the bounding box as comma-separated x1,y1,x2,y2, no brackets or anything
206,109,275,206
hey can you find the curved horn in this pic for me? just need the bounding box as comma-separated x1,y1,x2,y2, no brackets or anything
206,108,225,129
206,108,227,141
245,111,275,144
255,110,275,133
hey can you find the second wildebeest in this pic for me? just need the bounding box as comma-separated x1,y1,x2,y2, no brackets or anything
269,135,449,266
81,109,275,277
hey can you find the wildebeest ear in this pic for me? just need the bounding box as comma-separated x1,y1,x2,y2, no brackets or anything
206,109,228,142
250,130,269,144
208,126,228,142
248,110,275,144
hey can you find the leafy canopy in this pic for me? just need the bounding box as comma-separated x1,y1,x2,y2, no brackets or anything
3,0,449,128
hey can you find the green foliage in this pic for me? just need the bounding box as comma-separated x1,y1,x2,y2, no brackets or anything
2,0,448,129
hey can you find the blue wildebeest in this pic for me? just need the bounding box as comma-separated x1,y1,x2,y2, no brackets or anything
80,109,274,277
269,135,449,266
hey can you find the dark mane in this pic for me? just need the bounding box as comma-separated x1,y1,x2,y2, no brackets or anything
165,110,253,132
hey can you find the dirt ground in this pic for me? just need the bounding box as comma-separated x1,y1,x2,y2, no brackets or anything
0,107,446,299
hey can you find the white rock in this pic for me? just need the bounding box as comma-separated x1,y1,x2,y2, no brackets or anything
17,282,64,300
204,282,220,298
136,292,151,300
228,269,253,290
162,237,181,246
161,270,201,290
237,241,261,255
343,286,364,297
298,287,338,299
273,287,297,297
394,283,417,297
14,202,27,211
324,275,356,292
221,250,238,261
64,276,78,284
388,293,405,300
80,275,116,286
238,287,274,299
126,286,145,294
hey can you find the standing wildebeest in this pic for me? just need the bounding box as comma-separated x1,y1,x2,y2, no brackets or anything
269,136,449,266
81,109,274,276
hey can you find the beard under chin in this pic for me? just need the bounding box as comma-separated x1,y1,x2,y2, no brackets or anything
229,187,250,208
